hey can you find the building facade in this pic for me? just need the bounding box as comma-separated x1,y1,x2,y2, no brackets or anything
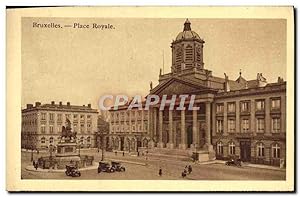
108,19,286,166
109,104,150,152
21,101,98,150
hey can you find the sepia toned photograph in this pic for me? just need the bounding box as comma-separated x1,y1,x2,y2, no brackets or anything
6,6,294,191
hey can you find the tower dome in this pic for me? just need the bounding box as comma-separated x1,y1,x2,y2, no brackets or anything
175,19,203,41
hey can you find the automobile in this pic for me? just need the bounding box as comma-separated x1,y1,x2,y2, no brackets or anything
65,165,81,177
225,157,242,167
111,161,126,172
98,161,115,173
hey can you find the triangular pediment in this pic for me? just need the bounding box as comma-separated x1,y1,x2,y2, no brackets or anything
150,77,210,96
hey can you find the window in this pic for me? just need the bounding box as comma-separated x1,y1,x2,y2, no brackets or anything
241,101,250,112
185,45,193,61
256,100,265,111
80,115,84,120
73,114,78,119
272,143,281,158
217,142,223,155
49,113,54,121
73,124,77,131
57,114,62,121
217,120,223,133
257,142,265,157
175,48,183,64
41,125,46,134
228,119,235,133
87,137,91,144
80,137,84,144
87,115,91,120
271,98,281,109
49,125,54,134
49,137,54,144
256,118,265,133
80,124,85,132
65,114,70,119
57,125,61,133
41,137,46,144
132,125,136,131
41,113,46,120
87,124,91,132
241,119,249,133
272,118,280,133
229,142,235,155
216,104,224,113
228,102,236,113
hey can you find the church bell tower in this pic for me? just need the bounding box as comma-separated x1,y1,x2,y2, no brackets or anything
171,19,205,73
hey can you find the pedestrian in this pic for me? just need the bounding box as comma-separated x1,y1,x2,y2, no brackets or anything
182,170,187,178
122,152,125,156
188,165,192,174
115,151,117,156
137,151,140,157
159,168,162,176
34,162,38,170
32,160,35,167
37,149,39,154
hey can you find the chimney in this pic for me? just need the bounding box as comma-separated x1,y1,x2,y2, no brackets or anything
67,102,70,106
35,102,41,107
88,104,91,108
59,101,62,106
51,101,55,105
26,104,33,109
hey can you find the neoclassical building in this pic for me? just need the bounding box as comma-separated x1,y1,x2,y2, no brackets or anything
21,101,98,150
109,19,286,166
109,103,150,152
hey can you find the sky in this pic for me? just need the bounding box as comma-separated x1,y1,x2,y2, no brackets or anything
21,18,286,110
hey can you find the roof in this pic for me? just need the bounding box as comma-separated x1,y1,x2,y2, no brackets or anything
175,19,203,41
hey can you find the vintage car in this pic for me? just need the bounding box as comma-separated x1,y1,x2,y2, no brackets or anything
98,162,115,173
65,165,81,177
225,157,242,167
111,161,126,172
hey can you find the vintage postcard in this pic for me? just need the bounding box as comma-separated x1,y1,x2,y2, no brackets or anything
6,6,294,191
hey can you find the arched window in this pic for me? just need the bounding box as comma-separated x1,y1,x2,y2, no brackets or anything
257,142,265,157
41,137,46,144
49,137,54,144
229,141,235,155
217,141,223,155
272,143,281,158
185,45,193,61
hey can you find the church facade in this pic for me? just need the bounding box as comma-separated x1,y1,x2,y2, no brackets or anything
108,19,286,166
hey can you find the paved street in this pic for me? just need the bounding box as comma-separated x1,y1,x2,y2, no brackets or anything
21,150,286,180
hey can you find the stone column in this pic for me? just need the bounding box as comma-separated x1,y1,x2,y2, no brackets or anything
158,110,164,148
153,108,157,141
235,101,240,133
265,98,271,135
192,109,199,149
129,110,132,135
281,95,286,134
205,102,211,145
179,109,186,149
141,110,144,133
167,110,174,149
251,100,256,136
223,102,228,136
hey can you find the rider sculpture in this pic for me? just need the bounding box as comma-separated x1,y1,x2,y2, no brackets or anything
61,118,77,142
